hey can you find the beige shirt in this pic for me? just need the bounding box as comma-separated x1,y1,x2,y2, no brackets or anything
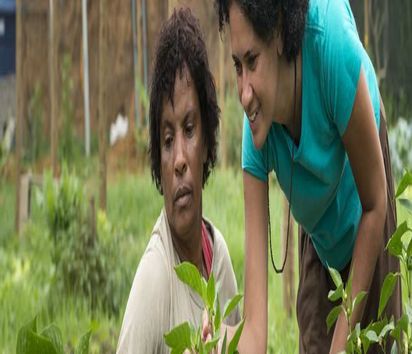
117,209,240,354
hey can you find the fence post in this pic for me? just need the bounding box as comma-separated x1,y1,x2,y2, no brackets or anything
98,0,107,211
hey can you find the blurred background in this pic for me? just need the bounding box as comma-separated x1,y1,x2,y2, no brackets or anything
0,0,411,353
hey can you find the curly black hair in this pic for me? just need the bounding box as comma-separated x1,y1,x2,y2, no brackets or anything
215,0,308,62
149,7,220,194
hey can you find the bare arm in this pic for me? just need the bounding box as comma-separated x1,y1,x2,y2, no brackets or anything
237,171,269,353
330,70,387,353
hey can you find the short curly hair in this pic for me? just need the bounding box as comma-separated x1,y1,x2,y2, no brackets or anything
149,7,220,193
215,0,308,62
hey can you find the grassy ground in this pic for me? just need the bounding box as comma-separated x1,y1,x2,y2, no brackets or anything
1,167,410,353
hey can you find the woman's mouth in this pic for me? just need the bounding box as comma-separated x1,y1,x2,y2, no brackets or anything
174,185,192,208
248,108,259,123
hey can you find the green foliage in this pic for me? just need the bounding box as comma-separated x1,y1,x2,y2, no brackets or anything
59,54,81,164
37,164,125,315
16,316,91,354
388,119,412,180
222,90,244,167
327,170,412,353
165,261,244,354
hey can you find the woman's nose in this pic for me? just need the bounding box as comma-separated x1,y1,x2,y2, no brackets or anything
174,134,187,176
240,78,253,113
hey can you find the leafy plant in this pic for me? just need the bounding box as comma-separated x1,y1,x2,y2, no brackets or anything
37,164,124,314
327,170,412,353
16,316,91,354
164,261,244,354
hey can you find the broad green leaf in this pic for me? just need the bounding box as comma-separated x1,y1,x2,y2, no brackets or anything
223,294,243,319
390,340,398,354
328,284,343,302
326,305,341,333
351,291,367,313
16,316,38,354
75,330,91,354
395,171,412,198
405,303,412,325
19,330,57,354
41,324,64,354
228,319,245,354
214,295,222,332
390,313,408,342
207,273,216,310
164,322,192,352
175,262,204,299
399,198,412,214
387,222,410,257
328,267,343,288
378,273,398,318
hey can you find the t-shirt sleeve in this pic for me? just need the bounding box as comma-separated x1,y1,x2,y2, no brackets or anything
116,246,169,354
241,113,268,182
321,0,363,137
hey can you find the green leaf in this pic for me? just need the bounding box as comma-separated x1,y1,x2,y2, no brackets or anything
387,222,410,257
352,291,367,313
75,330,91,354
164,322,192,352
399,198,412,214
221,330,228,354
326,305,341,333
391,313,408,342
41,324,64,354
378,273,398,318
228,319,245,354
390,340,398,354
207,273,216,310
395,171,412,198
214,295,222,332
365,330,378,343
328,284,343,302
16,316,38,354
328,267,343,289
18,330,57,354
223,294,243,320
378,322,395,340
175,262,204,300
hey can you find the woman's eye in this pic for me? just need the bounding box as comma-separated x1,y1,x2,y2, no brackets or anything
234,61,242,76
164,136,173,149
185,124,194,137
247,55,257,70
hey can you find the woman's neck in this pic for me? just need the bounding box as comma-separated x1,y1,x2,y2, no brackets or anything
171,219,204,276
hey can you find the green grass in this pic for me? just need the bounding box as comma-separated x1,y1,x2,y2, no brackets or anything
1,168,411,353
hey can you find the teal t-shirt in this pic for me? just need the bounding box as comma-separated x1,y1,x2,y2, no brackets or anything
242,0,380,270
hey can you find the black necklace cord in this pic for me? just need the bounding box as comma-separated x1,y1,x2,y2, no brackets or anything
268,58,297,274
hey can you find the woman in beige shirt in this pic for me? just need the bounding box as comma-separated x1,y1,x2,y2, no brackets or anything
116,8,240,354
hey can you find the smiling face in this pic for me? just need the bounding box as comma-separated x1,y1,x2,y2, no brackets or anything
160,66,206,242
229,2,283,149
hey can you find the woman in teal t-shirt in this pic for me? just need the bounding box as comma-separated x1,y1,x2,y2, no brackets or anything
212,0,401,352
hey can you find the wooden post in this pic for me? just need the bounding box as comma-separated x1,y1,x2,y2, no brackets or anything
98,0,107,211
15,0,23,234
49,0,58,177
282,196,295,317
